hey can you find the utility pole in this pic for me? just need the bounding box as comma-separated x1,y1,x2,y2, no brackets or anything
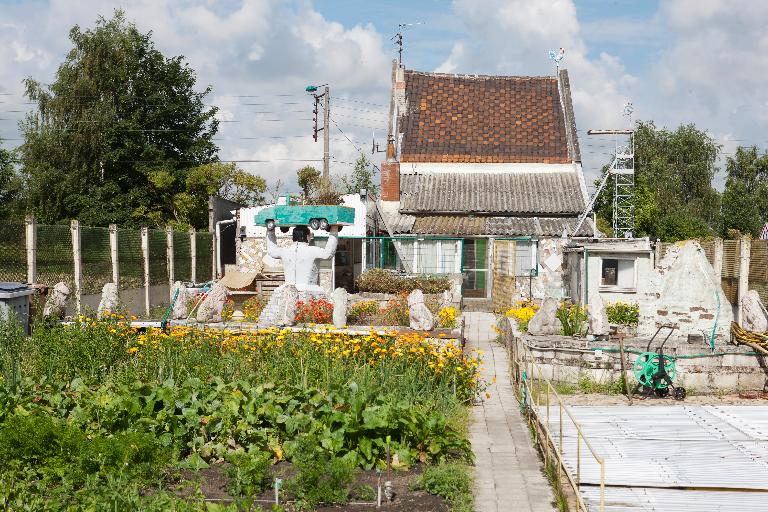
307,84,331,179
322,86,330,179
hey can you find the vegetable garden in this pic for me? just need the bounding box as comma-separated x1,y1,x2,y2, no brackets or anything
0,315,482,511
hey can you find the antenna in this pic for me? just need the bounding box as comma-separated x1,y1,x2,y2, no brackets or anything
547,47,566,72
371,130,385,155
392,22,424,65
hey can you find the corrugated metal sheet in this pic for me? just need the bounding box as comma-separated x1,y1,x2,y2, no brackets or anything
539,405,768,512
722,239,740,305
399,172,586,214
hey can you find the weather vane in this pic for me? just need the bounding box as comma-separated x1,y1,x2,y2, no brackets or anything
548,47,566,71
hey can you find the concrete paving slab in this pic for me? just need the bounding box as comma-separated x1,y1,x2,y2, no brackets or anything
465,312,556,512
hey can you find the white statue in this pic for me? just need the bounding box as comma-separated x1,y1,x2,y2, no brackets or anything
259,225,339,326
265,225,338,293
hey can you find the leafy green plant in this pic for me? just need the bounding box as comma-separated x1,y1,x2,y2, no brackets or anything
226,449,272,496
556,303,588,337
285,436,355,508
417,463,473,512
0,315,24,390
355,269,451,294
605,301,640,325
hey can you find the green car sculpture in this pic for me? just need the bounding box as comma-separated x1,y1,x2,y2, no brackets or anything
254,196,355,231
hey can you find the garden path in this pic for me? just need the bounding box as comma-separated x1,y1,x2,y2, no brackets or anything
465,311,555,512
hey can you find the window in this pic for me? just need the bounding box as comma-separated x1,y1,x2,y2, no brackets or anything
600,257,636,290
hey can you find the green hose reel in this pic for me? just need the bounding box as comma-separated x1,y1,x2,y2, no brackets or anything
633,352,677,390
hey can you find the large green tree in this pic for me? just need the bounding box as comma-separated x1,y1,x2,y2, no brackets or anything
18,11,219,227
594,121,721,241
720,146,768,237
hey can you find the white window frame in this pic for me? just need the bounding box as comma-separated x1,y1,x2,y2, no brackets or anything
598,255,638,293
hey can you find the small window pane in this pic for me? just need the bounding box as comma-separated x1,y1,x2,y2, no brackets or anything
602,258,618,286
617,259,635,288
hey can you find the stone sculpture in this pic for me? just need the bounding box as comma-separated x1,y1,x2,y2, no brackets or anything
196,282,229,323
332,287,348,328
408,289,435,331
587,293,609,337
527,296,561,335
741,290,768,332
259,225,338,326
171,281,190,320
42,282,71,320
97,283,119,319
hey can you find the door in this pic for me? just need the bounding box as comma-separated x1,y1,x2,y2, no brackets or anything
463,238,488,298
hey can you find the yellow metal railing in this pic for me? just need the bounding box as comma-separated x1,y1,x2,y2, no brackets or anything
504,321,606,512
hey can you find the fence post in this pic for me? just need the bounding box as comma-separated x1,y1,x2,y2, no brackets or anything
109,224,119,287
189,228,197,284
166,226,174,300
25,215,37,285
713,238,723,283
141,227,150,317
738,237,751,324
70,220,82,315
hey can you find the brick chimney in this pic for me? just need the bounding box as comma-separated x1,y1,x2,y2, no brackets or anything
380,140,400,201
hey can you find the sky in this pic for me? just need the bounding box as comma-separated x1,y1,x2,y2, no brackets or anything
0,0,766,193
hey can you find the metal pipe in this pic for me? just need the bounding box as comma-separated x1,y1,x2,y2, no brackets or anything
215,218,236,279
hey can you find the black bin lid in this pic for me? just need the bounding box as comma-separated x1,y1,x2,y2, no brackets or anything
0,282,30,293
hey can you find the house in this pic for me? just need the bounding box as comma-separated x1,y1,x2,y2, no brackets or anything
373,61,594,307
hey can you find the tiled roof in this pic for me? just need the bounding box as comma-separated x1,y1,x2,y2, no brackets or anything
408,215,593,237
399,70,575,163
399,172,586,215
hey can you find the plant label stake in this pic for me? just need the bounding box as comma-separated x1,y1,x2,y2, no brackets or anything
274,477,282,504
376,468,382,508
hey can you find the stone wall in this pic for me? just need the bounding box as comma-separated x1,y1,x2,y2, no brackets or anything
502,317,768,393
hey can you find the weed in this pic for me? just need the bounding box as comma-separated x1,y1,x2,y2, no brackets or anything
285,437,356,508
226,449,272,496
577,373,626,395
543,459,570,512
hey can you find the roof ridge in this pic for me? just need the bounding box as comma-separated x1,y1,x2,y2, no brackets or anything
404,69,558,81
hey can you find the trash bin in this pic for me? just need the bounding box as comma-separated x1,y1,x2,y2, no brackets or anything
0,282,35,334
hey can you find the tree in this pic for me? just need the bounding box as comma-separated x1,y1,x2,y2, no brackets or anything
296,166,320,201
720,146,768,237
594,121,721,241
182,162,266,227
18,11,218,227
0,140,20,219
339,154,379,195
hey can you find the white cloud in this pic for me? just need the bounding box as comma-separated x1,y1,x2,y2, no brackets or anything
0,0,391,190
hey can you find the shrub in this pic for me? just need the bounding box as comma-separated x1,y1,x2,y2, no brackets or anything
505,301,539,332
295,298,333,324
437,307,459,328
556,303,588,337
355,269,451,295
347,300,380,325
378,292,410,326
417,463,473,512
605,301,639,325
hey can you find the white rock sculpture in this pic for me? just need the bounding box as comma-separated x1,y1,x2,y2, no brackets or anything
171,281,190,320
527,297,561,336
587,293,609,337
332,287,348,328
196,282,229,323
408,289,435,331
258,284,300,327
97,283,119,319
265,225,338,294
741,290,768,332
43,282,71,320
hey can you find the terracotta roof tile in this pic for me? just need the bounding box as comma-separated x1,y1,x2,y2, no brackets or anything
399,71,571,164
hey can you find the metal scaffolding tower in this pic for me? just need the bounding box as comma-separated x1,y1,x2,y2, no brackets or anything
573,102,636,239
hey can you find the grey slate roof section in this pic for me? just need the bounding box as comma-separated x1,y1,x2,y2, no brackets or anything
399,172,586,215
558,69,581,163
406,215,593,237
